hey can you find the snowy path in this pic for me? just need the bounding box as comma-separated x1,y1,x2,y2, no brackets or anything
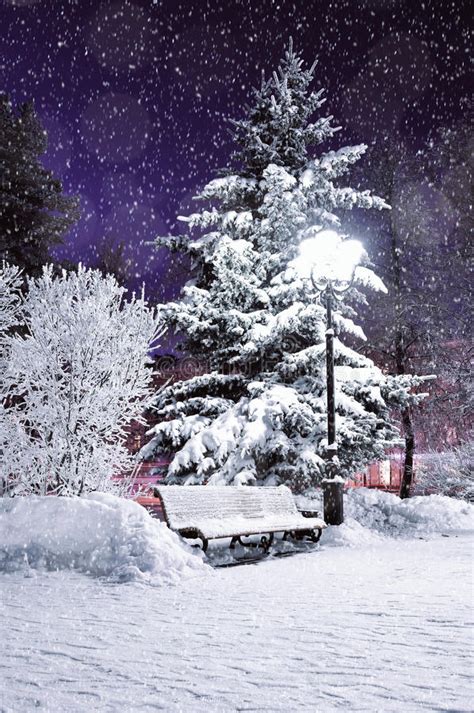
1,534,473,713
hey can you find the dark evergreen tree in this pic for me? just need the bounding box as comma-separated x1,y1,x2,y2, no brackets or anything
0,95,79,276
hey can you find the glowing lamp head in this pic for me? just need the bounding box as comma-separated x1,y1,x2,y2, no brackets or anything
295,229,365,287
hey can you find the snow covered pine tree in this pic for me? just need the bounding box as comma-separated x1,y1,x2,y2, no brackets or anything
142,40,427,492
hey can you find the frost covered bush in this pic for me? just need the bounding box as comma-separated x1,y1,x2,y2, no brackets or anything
415,443,474,501
0,263,24,495
1,265,160,497
0,262,23,359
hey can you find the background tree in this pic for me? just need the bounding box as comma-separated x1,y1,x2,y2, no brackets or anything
415,442,474,501
94,234,130,285
422,107,473,426
0,96,79,276
359,122,472,497
141,43,426,491
1,265,160,496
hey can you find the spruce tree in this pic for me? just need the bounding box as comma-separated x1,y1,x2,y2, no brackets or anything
142,42,427,491
0,96,79,276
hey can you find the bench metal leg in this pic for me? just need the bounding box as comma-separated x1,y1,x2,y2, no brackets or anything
179,529,208,552
261,533,274,553
229,533,274,553
283,529,322,544
310,528,322,544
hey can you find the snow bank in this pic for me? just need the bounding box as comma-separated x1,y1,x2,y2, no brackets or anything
345,488,474,537
0,493,208,584
321,517,385,548
298,487,474,548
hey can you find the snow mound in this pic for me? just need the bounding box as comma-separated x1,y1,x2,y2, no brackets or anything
344,488,474,537
322,517,385,548
0,493,208,584
299,488,474,548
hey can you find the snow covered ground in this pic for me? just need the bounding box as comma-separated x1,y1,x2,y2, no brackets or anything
1,492,473,712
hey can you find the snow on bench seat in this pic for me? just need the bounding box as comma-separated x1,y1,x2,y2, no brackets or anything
163,515,326,540
154,485,326,551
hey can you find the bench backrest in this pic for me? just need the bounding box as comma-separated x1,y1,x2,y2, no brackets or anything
155,485,299,531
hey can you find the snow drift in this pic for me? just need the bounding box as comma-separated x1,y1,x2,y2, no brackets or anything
322,487,474,547
346,487,474,534
0,493,208,584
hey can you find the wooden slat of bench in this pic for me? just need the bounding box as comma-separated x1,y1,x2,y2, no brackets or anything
135,496,165,520
136,496,163,507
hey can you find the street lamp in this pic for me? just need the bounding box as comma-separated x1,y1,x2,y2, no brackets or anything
296,229,365,525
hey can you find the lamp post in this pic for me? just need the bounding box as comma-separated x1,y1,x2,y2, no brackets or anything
297,230,364,526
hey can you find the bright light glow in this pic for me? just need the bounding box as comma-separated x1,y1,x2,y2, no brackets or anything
294,229,365,286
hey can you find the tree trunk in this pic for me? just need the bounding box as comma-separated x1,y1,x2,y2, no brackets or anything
399,406,415,499
389,205,417,499
395,326,416,499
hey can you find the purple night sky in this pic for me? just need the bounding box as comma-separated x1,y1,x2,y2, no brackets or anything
1,0,470,300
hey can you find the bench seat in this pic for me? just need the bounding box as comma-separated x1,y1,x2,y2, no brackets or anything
177,515,325,540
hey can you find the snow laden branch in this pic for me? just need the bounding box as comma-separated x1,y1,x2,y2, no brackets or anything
0,262,23,374
0,264,24,491
1,265,161,497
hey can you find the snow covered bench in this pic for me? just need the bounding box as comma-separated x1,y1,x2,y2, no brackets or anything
154,485,326,553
